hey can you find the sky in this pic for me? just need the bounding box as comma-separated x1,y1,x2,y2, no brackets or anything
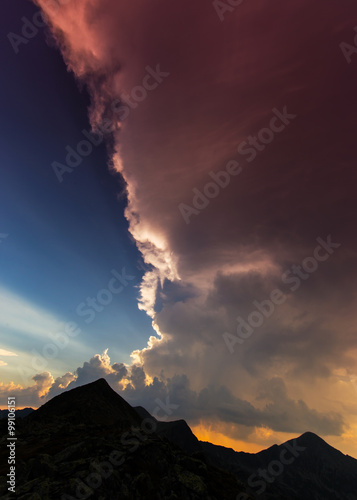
1,0,357,457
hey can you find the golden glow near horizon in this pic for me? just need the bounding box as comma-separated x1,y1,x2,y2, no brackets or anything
191,422,357,459
191,423,267,454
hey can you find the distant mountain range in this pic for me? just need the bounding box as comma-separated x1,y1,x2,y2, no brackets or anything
0,378,356,499
135,403,357,499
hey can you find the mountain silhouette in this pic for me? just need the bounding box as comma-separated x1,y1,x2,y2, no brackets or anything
26,378,141,428
134,406,202,454
136,408,357,499
200,431,357,499
1,378,356,499
0,379,246,499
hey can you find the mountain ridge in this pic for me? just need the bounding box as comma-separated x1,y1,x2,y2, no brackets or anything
0,379,247,499
133,398,357,499
25,377,142,428
1,378,356,499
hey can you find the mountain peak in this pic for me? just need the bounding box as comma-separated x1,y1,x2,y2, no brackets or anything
295,431,334,451
87,377,109,387
300,431,322,440
26,378,141,428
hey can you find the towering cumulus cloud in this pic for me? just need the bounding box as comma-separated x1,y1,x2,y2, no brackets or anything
32,0,357,451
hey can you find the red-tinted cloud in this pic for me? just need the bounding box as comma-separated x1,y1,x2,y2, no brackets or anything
32,0,357,451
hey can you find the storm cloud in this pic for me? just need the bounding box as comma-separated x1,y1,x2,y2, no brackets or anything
29,0,357,453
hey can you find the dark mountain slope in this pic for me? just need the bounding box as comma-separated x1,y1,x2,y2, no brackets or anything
1,379,356,499
135,407,357,499
26,378,142,428
134,406,202,454
200,432,357,500
0,379,248,500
